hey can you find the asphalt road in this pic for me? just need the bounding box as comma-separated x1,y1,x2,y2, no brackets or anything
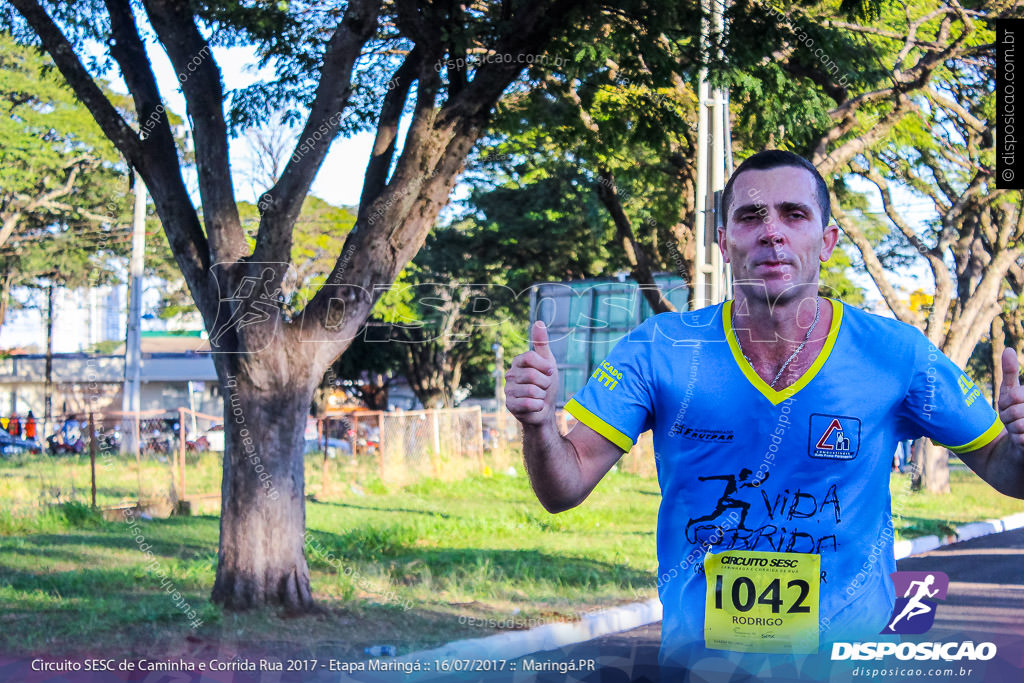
10,530,1021,682
510,527,1024,682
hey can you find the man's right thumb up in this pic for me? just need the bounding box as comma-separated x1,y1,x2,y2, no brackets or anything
532,320,555,360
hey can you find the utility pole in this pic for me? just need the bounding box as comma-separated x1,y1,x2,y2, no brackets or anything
493,342,505,455
693,0,733,309
122,170,146,454
43,280,54,442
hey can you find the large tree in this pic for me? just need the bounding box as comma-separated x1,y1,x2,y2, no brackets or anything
818,3,1021,493
472,0,921,315
0,31,131,329
4,0,602,611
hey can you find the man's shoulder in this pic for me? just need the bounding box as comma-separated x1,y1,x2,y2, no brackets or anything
637,304,724,343
834,300,932,373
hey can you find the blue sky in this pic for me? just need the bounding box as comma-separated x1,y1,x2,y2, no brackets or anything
140,42,375,208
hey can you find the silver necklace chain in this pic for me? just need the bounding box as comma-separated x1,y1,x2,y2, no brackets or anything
734,297,821,389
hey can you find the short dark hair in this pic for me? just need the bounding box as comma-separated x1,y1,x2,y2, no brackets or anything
720,150,830,228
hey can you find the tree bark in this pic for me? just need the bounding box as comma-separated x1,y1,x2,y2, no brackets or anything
0,269,12,330
359,372,391,411
992,315,1005,410
9,0,593,615
595,169,676,314
211,369,317,612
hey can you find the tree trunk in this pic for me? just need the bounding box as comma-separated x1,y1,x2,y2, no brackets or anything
595,169,676,314
0,269,12,330
311,383,331,419
359,372,390,410
911,440,950,495
992,315,1005,409
211,372,317,612
421,390,446,410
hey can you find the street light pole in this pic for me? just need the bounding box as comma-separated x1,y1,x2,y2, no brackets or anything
693,0,734,309
122,170,146,454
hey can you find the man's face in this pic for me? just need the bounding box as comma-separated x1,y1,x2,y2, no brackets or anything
717,166,839,304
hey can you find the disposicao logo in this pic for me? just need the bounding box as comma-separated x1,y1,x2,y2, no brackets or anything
830,570,997,663
882,571,948,635
831,641,996,662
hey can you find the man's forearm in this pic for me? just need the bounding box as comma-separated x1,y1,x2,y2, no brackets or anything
984,435,1024,499
522,420,587,513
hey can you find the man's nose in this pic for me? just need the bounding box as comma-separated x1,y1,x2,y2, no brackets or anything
759,216,784,244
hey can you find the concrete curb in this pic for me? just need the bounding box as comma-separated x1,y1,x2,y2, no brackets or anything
398,599,662,666
893,510,1024,559
392,511,1024,670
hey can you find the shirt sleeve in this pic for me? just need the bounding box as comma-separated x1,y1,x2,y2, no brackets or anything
897,330,1003,453
563,317,656,453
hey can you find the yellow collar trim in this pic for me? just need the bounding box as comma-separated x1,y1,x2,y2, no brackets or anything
723,297,843,406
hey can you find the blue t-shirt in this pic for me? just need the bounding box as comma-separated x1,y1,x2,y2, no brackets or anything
564,298,1002,667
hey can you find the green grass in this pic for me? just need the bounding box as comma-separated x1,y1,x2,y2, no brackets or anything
0,448,222,513
890,466,1024,539
0,462,660,659
0,444,518,513
1,459,1022,660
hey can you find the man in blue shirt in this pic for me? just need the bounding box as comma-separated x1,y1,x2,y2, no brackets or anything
505,150,1024,678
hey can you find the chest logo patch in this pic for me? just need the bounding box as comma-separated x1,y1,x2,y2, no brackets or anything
808,413,861,460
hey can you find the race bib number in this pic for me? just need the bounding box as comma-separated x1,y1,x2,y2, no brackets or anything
704,550,820,654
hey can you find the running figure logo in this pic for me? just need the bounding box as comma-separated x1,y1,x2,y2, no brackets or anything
882,571,949,634
685,468,769,543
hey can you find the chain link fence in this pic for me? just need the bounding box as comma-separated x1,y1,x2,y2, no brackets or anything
4,405,658,516
3,409,223,516
316,408,487,488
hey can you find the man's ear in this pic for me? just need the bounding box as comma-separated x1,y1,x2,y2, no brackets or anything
819,223,839,262
717,225,730,263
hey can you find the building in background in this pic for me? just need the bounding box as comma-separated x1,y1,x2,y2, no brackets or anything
0,331,221,421
529,272,689,407
0,277,203,354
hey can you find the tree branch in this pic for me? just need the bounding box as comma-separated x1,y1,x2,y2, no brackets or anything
829,193,920,328
257,0,383,267
0,158,95,247
813,4,975,176
142,0,248,262
441,0,591,124
9,0,223,323
945,248,1019,365
292,0,590,361
595,170,676,314
8,0,140,157
360,46,422,212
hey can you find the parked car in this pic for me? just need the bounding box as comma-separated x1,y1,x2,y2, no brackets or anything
303,417,353,456
202,424,225,452
1,430,42,456
304,436,353,456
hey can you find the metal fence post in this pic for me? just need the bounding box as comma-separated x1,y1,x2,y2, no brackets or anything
473,405,484,470
431,409,441,477
178,407,186,501
321,416,330,496
89,412,97,508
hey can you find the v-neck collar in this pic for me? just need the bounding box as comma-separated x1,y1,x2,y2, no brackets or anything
722,297,843,405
